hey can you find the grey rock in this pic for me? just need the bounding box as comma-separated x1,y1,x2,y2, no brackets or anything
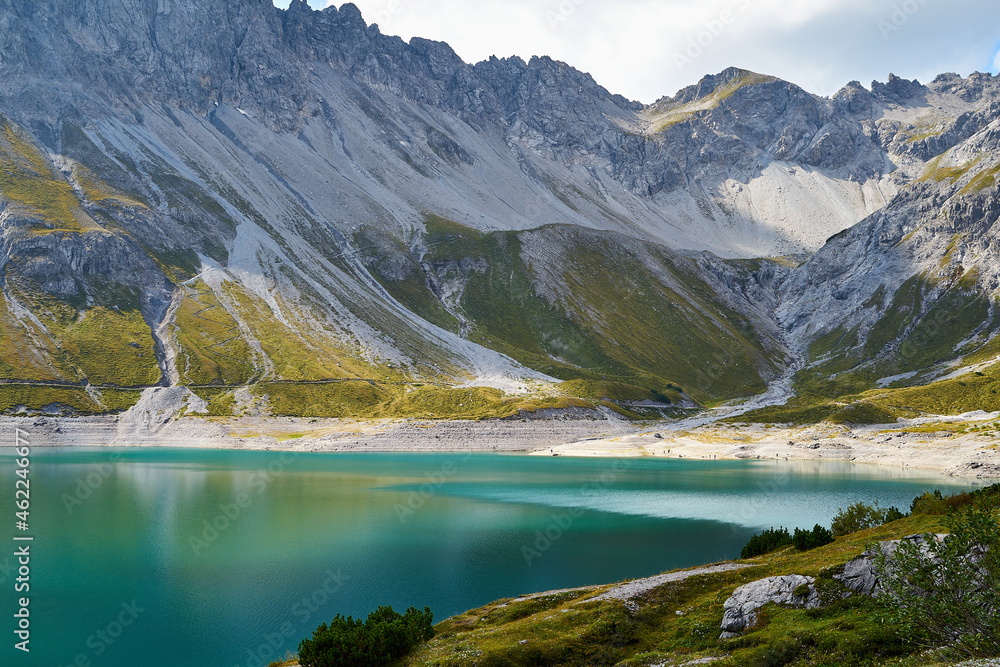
871,73,929,106
720,575,820,638
834,533,947,597
1,0,1000,404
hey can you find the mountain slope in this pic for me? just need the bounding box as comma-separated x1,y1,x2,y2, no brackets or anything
1,0,1000,419
765,95,1000,420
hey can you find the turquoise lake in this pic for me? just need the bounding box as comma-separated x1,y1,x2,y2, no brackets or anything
0,448,989,667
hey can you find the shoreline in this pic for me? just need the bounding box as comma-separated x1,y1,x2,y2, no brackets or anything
537,418,1000,479
3,411,1000,479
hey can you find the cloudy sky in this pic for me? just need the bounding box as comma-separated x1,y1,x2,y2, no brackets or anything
274,0,1000,103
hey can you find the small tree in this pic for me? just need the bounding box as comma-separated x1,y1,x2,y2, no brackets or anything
832,501,906,536
876,507,1000,658
740,527,792,558
884,506,906,523
792,524,834,551
832,501,884,536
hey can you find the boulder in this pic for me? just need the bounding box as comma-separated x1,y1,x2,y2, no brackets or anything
834,533,946,596
720,575,820,638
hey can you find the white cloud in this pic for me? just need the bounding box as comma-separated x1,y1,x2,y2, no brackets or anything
276,0,1000,103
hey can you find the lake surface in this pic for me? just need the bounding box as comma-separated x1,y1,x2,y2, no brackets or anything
0,448,988,667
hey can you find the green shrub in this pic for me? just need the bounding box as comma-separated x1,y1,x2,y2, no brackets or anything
971,483,1000,511
792,524,834,551
884,506,906,522
297,605,434,667
910,489,975,515
741,527,793,558
579,606,639,647
831,501,906,537
827,401,901,425
876,507,1000,658
741,637,803,667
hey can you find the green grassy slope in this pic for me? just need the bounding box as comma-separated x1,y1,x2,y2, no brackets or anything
401,514,949,667
364,217,782,404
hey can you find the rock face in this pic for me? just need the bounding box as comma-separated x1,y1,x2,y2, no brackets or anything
1,0,1000,411
719,534,951,638
720,575,820,638
834,534,947,596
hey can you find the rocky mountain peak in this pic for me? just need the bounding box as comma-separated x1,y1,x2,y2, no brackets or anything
3,0,1000,417
667,66,771,105
832,80,877,117
870,73,927,105
928,70,1000,103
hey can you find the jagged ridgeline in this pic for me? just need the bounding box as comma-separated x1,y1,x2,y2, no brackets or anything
1,0,999,420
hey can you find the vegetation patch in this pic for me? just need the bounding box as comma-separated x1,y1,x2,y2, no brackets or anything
259,382,595,420
807,325,857,361
726,401,841,426
225,282,371,382
424,214,488,260
831,501,904,537
744,359,1000,426
189,387,237,416
919,153,981,184
70,162,147,208
893,288,989,372
556,379,684,404
172,281,256,386
383,385,505,419
791,524,834,551
0,291,66,381
876,491,1000,659
42,307,161,386
0,117,92,232
260,381,392,418
864,275,924,358
960,163,1000,195
826,401,902,425
0,384,141,414
867,364,1000,416
390,513,950,666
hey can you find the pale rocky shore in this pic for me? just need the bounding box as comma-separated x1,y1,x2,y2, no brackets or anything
2,387,999,479
543,414,1000,479
4,412,999,479
0,412,636,453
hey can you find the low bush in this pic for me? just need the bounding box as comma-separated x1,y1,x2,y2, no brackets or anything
910,489,975,515
741,527,793,558
971,482,1000,510
792,524,834,551
298,605,434,667
910,484,1000,515
877,506,1000,658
